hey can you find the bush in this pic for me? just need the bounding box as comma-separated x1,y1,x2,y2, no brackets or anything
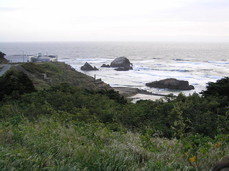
202,77,229,98
0,69,36,101
0,78,229,170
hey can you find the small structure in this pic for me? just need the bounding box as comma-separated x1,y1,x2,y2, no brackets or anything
30,53,58,62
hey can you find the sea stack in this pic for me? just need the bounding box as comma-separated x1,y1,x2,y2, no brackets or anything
146,78,194,90
101,64,110,68
81,62,98,71
110,57,133,71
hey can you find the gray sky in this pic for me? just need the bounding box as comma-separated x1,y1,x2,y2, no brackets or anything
0,0,229,42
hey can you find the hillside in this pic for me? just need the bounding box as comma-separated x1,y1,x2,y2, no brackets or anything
0,62,228,170
14,62,112,90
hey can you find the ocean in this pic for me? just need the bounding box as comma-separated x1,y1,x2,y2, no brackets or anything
1,42,229,100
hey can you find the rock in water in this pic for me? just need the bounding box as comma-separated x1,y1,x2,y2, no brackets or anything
110,57,133,71
146,78,194,90
114,67,130,71
81,62,98,71
101,64,110,68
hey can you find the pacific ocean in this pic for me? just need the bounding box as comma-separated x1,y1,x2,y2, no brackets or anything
1,42,229,100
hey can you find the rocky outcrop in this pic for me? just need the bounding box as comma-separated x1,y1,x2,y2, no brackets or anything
101,64,110,68
81,62,98,71
110,57,132,71
146,78,194,90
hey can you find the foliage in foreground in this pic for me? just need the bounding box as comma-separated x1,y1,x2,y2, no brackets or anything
2,82,227,138
0,75,229,170
0,51,8,64
0,115,228,170
0,69,36,101
202,77,229,98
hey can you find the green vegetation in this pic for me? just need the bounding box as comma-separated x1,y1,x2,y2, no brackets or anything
19,62,111,90
1,116,227,170
202,77,229,98
0,64,228,170
0,51,5,58
0,69,35,101
0,51,8,64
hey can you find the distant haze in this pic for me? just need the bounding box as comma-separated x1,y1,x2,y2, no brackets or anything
0,0,229,42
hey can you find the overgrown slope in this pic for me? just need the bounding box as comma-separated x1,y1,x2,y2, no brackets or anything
0,63,228,170
15,62,111,90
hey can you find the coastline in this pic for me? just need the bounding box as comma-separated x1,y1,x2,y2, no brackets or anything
113,87,167,101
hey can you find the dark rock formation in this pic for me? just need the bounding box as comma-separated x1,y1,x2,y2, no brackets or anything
115,67,130,71
101,64,110,68
146,78,194,90
81,62,98,71
110,57,133,71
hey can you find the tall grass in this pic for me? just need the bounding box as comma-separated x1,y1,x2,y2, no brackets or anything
1,114,228,170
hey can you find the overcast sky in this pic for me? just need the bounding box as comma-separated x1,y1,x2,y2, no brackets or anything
0,0,229,42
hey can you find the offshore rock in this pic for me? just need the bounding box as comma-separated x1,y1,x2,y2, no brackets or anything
101,64,110,67
110,57,133,71
146,78,194,90
81,62,98,71
114,67,130,71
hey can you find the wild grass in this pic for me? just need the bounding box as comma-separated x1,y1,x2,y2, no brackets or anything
0,115,228,170
0,74,229,170
20,62,105,90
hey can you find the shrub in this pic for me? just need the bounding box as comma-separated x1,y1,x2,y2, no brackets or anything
0,69,36,101
202,77,229,98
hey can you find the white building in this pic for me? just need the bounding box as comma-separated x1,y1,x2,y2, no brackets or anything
30,53,58,62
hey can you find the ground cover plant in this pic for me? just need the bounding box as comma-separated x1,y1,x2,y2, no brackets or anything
0,69,228,170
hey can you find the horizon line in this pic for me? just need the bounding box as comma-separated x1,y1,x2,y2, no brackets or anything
1,40,229,43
